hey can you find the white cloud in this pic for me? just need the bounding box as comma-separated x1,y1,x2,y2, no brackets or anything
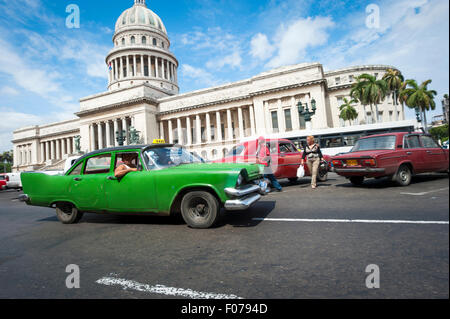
250,33,275,61
181,64,220,88
0,86,19,96
206,50,242,70
267,16,335,68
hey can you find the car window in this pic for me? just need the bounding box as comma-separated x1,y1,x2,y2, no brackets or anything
267,142,278,154
68,161,84,176
279,143,295,153
115,152,140,169
84,154,111,175
420,135,440,148
405,135,421,149
227,145,245,157
352,135,396,151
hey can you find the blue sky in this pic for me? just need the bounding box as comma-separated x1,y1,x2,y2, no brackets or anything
0,0,448,152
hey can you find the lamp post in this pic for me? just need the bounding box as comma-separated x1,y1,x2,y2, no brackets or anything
414,107,422,122
298,98,317,130
3,159,7,173
116,130,126,146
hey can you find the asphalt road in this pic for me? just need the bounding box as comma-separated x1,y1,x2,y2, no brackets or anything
0,173,448,299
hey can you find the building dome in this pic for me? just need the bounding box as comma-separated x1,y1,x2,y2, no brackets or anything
115,0,167,34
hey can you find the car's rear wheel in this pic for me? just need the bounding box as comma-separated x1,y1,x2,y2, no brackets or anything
288,177,298,183
55,203,83,224
350,176,364,186
181,191,220,229
395,165,412,186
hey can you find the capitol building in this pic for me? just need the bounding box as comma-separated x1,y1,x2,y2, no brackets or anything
12,0,417,172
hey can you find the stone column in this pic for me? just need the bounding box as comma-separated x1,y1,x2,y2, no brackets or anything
238,107,244,139
45,141,50,161
113,119,119,147
249,105,256,136
162,59,166,80
195,115,201,144
216,111,222,142
277,99,286,133
148,55,151,77
50,140,55,160
105,121,111,147
177,118,184,145
40,143,45,163
206,113,212,142
140,55,144,76
126,55,130,78
155,57,160,78
90,123,96,151
291,96,300,130
159,121,164,140
122,118,128,145
114,59,118,80
119,56,123,79
98,122,104,149
133,55,137,77
186,116,192,145
55,140,60,160
168,119,173,143
66,137,71,155
227,109,233,141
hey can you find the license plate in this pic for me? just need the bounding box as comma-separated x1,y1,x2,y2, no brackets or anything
346,159,358,166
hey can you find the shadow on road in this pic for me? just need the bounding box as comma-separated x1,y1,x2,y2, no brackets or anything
335,173,449,189
219,200,275,228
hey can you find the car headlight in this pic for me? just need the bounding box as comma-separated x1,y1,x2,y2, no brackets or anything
236,174,244,187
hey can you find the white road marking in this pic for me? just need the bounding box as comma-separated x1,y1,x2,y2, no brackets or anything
252,218,449,225
96,275,242,299
401,187,449,196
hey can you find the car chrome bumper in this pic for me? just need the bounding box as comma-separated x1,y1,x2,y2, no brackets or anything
224,193,261,211
18,194,30,202
225,184,262,197
335,168,385,173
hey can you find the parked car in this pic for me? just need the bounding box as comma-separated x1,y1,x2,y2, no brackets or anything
332,132,449,186
0,174,7,191
213,138,332,182
19,143,267,229
5,172,22,190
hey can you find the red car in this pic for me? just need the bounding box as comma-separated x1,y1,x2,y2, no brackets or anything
214,138,331,182
0,174,7,191
332,132,449,186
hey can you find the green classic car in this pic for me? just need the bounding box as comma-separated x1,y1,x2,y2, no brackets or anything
19,144,267,228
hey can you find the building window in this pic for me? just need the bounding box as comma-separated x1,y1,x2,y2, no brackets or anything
367,112,373,124
299,115,306,130
121,38,125,45
378,111,383,122
284,109,292,131
389,111,393,121
335,77,340,85
271,111,279,133
152,38,157,46
131,36,135,44
142,36,147,44
348,75,354,83
374,72,379,79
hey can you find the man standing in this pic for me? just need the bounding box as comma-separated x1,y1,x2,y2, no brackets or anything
257,137,282,192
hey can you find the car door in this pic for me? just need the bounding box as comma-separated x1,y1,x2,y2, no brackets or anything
68,153,110,210
104,151,157,212
267,140,281,177
403,134,427,173
278,142,301,178
419,135,448,171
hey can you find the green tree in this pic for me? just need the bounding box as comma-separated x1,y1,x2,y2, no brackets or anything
399,79,437,132
429,124,449,143
382,68,404,121
339,98,359,126
350,73,388,123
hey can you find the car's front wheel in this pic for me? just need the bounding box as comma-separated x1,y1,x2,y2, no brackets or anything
55,203,83,224
395,165,412,186
181,191,220,229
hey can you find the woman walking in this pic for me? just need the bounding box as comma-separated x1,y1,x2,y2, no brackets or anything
300,136,324,189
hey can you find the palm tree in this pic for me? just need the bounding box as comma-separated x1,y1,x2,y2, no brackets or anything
382,69,404,121
350,76,369,124
339,98,359,126
350,73,388,123
399,79,437,132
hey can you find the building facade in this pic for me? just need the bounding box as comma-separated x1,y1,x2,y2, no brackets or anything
12,0,412,172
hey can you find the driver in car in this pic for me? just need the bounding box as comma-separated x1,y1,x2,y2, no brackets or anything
114,153,139,178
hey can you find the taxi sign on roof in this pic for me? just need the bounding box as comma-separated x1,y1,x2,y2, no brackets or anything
153,139,166,144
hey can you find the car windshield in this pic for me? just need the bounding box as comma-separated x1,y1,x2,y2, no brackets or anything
351,135,396,152
227,145,245,157
143,146,204,169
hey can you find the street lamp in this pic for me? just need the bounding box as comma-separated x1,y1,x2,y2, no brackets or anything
3,159,7,173
298,98,317,129
116,130,126,146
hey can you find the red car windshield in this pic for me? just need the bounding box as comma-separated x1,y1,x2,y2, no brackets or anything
351,135,396,152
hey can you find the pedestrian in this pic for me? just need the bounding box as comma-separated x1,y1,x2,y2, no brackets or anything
257,137,282,192
300,136,324,189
